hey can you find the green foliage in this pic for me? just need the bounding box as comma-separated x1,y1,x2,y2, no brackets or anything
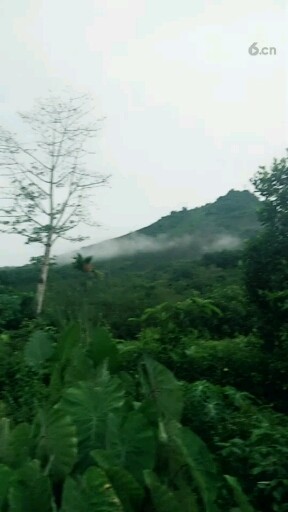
0,322,255,511
251,154,288,236
61,467,124,511
103,410,156,480
0,164,287,511
225,475,254,512
183,336,266,395
136,189,259,240
119,333,268,405
8,461,54,512
0,289,34,331
88,327,120,372
93,463,144,512
137,297,222,343
144,470,184,512
60,367,125,462
140,357,183,422
173,425,220,512
73,254,104,280
206,285,253,337
0,189,259,339
0,464,13,509
182,380,288,511
33,407,78,481
0,345,47,424
244,153,288,349
24,330,54,368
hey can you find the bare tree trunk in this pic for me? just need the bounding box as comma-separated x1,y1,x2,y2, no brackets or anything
36,161,54,316
36,240,52,315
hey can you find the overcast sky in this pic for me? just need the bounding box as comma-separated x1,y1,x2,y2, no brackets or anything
0,0,287,266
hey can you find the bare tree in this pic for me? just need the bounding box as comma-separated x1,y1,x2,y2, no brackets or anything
0,93,110,314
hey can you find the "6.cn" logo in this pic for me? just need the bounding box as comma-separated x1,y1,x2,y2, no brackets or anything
248,42,277,56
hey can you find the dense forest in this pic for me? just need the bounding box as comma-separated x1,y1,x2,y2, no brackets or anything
0,152,287,511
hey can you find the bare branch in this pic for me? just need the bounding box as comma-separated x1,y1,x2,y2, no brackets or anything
0,91,110,253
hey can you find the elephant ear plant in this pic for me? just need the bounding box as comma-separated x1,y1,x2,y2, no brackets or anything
0,323,255,511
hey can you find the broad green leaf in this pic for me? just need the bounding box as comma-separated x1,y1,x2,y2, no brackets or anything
34,408,77,480
173,426,220,512
82,467,124,511
225,475,255,512
60,365,125,460
61,467,124,511
49,324,82,403
63,346,95,386
174,485,200,512
144,470,183,512
54,323,81,363
140,357,183,421
0,418,11,464
8,423,32,468
88,326,119,372
48,364,63,405
0,420,32,468
60,477,87,512
8,460,53,512
104,410,156,480
0,464,12,509
24,330,53,368
93,461,144,512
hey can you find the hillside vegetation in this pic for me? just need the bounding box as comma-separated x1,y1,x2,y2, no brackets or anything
78,189,260,262
0,189,259,338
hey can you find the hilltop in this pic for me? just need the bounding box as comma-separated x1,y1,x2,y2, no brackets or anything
74,189,260,263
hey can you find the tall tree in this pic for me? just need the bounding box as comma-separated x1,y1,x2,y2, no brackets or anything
0,93,109,314
251,154,288,238
244,152,288,349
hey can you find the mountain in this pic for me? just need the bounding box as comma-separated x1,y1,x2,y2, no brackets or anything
0,189,261,338
68,189,260,263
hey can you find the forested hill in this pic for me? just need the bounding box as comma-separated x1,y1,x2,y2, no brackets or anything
77,189,260,262
137,189,259,238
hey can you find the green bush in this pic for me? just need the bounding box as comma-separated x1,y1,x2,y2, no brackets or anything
182,380,288,512
120,334,267,399
181,336,267,395
0,289,34,331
